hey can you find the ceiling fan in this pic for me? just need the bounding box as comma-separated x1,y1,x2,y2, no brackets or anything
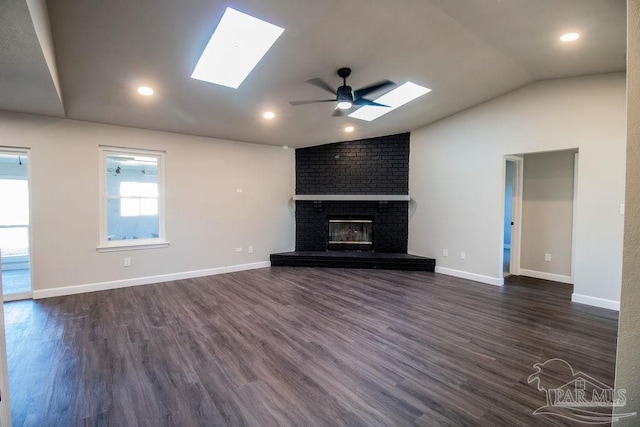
289,68,394,117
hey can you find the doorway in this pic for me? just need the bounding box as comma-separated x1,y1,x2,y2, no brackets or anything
0,150,32,301
503,156,522,277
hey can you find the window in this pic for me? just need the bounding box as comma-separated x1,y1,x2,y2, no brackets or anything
98,147,167,251
0,179,29,257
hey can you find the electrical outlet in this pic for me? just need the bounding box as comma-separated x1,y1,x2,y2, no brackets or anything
236,247,243,252
460,252,466,260
443,249,448,257
124,257,131,267
248,246,254,254
236,188,243,193
545,253,551,262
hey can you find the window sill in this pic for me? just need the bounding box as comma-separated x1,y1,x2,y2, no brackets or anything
96,242,170,253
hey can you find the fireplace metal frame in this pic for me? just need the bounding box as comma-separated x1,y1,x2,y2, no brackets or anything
327,218,373,251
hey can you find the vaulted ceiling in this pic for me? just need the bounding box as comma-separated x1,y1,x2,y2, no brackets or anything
0,0,626,147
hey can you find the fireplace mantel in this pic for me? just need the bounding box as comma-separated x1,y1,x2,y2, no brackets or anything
293,195,410,201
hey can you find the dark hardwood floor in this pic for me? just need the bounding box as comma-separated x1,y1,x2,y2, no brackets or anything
3,268,618,426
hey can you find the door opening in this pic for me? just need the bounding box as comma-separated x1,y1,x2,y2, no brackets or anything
504,161,514,276
503,156,523,278
0,150,32,301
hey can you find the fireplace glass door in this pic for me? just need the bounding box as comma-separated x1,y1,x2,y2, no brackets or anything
328,219,373,251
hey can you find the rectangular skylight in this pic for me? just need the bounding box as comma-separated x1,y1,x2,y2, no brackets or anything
191,8,284,89
349,82,431,121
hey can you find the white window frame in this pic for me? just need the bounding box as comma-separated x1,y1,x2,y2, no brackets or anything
97,146,169,252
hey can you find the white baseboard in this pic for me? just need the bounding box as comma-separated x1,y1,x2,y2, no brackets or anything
32,261,271,300
3,291,32,302
572,293,620,311
519,269,573,284
435,266,503,287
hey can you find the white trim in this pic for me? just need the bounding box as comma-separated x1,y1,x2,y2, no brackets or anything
435,266,504,286
0,147,30,155
0,147,34,297
519,268,573,284
32,261,271,299
571,152,579,282
571,293,620,311
3,291,32,302
293,194,410,201
0,250,12,425
505,156,523,277
98,146,167,249
96,242,170,252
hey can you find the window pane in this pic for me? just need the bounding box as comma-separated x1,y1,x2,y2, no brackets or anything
120,182,158,198
0,180,29,225
140,198,158,216
120,182,135,198
120,198,140,217
104,151,162,243
0,226,29,256
107,198,159,241
106,154,158,197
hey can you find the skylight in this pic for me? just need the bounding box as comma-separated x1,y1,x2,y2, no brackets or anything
191,8,284,89
349,82,431,122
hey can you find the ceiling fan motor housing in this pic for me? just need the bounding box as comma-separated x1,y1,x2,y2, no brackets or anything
337,85,354,103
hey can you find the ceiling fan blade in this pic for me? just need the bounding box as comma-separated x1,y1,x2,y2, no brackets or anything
354,80,394,99
289,99,336,106
332,109,347,117
306,78,337,95
353,98,390,108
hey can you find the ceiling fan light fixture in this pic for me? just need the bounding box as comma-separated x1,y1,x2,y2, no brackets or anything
336,87,353,109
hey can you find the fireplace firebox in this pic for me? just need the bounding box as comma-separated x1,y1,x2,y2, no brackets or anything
328,218,373,251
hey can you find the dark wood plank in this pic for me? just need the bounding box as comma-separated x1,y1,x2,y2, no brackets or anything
3,269,618,426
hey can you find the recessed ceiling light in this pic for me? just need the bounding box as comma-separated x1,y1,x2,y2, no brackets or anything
263,111,275,119
560,32,580,42
349,82,431,122
137,86,154,96
344,126,355,133
191,8,284,89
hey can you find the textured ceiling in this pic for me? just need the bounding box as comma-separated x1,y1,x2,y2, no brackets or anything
0,0,627,147
0,0,64,117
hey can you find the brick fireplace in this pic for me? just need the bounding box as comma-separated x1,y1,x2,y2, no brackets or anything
271,131,434,271
295,201,408,252
294,133,410,253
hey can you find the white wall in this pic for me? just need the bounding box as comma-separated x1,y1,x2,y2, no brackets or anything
409,72,626,307
520,150,575,278
0,111,295,294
